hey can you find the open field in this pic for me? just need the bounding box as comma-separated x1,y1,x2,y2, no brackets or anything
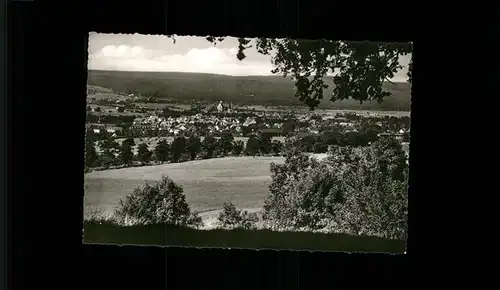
244,106,410,117
87,70,411,111
84,155,328,218
167,104,191,110
132,103,191,111
84,156,288,216
82,222,406,253
319,109,410,117
92,92,126,100
87,85,113,93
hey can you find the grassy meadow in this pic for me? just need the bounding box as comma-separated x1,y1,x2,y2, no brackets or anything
84,156,288,216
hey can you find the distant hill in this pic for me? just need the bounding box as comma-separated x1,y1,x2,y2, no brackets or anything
87,70,411,111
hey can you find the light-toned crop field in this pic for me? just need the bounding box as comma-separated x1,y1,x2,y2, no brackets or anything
84,156,286,216
131,102,168,109
129,103,191,110
244,106,410,117
317,109,410,117
84,154,328,218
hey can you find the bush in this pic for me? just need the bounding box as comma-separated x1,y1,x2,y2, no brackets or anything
262,148,322,229
232,140,245,156
263,139,408,240
84,208,119,226
285,163,346,230
216,202,259,230
114,175,202,227
332,171,408,240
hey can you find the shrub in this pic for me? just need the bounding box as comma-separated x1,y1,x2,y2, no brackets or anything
137,143,152,164
330,139,409,239
285,163,346,230
270,140,283,155
332,171,408,240
216,202,259,230
186,212,204,228
84,208,119,226
263,139,409,239
262,148,321,229
232,140,245,156
114,175,202,227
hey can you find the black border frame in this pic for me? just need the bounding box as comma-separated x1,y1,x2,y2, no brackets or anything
0,0,9,288
7,0,456,289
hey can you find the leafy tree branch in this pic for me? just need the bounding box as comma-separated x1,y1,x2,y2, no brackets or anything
201,36,413,110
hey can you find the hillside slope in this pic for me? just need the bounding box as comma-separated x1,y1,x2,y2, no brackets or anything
87,70,411,111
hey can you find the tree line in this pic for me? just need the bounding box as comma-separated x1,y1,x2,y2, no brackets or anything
85,123,409,172
84,133,284,171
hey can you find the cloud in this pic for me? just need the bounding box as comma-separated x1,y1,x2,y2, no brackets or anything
89,44,275,76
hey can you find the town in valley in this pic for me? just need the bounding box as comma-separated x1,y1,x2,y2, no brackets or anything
84,34,411,252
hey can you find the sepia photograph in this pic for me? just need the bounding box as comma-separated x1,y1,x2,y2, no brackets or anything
83,33,412,253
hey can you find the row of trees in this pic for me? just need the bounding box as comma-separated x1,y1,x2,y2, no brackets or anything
285,128,408,154
84,133,285,170
90,136,408,240
85,125,408,171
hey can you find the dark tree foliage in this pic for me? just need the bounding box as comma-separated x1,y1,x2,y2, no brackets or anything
170,136,186,163
232,140,245,156
122,138,136,147
270,140,283,156
245,135,260,156
201,135,217,159
99,137,120,167
262,138,408,239
119,141,134,166
216,201,259,230
217,133,234,155
163,107,182,118
262,149,321,228
258,134,272,154
154,140,170,163
137,143,152,164
320,130,340,145
84,138,99,168
186,136,202,160
313,142,329,153
114,175,203,227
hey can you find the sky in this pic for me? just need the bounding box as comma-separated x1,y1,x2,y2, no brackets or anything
88,32,411,82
